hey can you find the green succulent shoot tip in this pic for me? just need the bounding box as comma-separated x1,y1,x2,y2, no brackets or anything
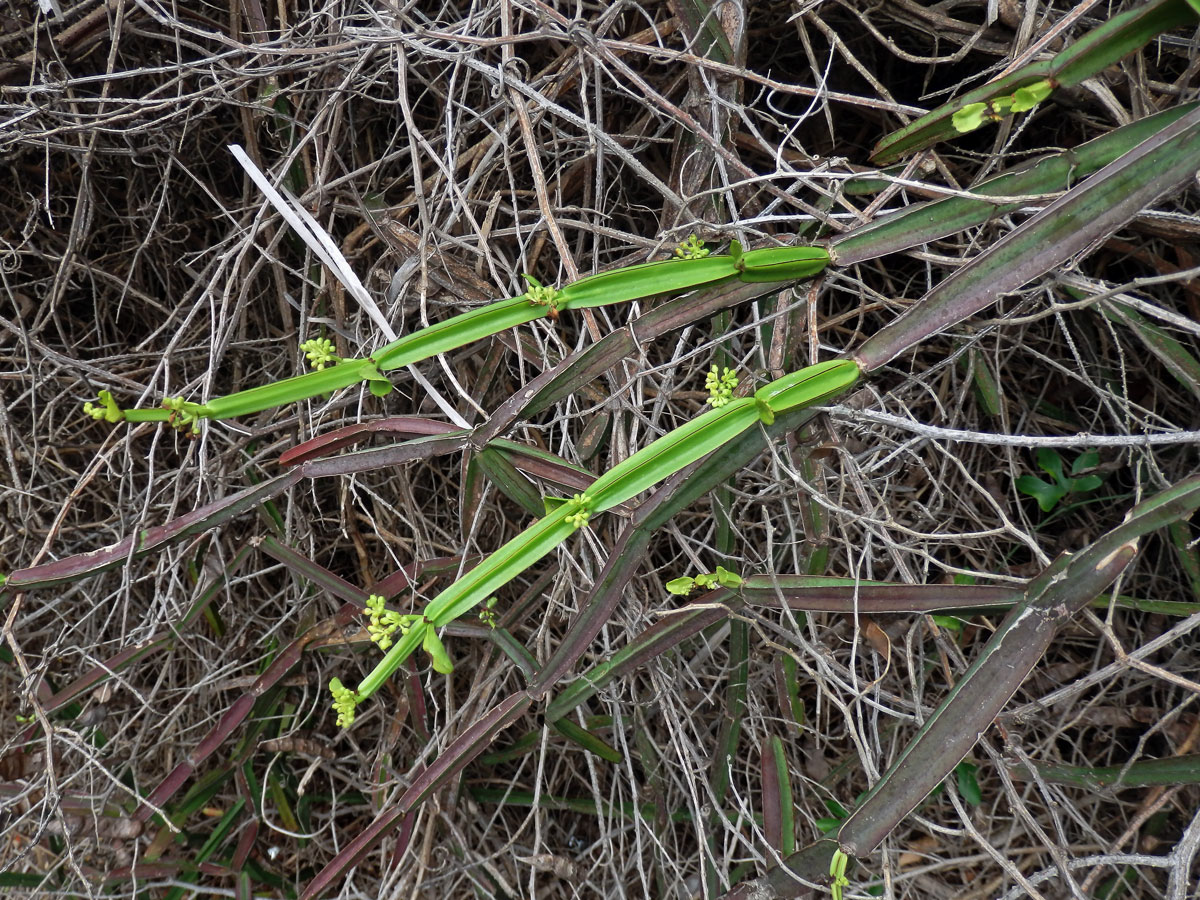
705,365,738,408
673,233,710,260
829,849,850,900
952,79,1054,133
666,564,743,596
83,389,125,424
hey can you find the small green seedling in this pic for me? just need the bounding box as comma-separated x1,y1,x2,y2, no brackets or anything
1015,448,1103,512
815,797,851,834
956,761,982,806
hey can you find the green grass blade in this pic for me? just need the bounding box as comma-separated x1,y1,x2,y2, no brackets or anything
552,717,623,763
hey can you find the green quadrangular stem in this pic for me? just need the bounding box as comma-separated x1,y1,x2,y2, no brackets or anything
870,0,1199,164
86,244,830,430
854,104,1200,372
336,360,860,719
834,104,1198,266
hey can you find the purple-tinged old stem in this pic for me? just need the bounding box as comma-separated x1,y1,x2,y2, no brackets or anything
133,547,435,824
854,104,1200,372
836,475,1200,857
38,545,253,716
721,839,841,900
717,477,1200,899
545,580,1021,722
834,104,1197,266
299,693,532,900
835,548,1133,856
1,471,302,599
278,415,461,465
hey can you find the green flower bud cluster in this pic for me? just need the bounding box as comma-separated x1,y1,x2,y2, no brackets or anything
705,366,738,408
478,596,499,628
365,593,408,651
161,397,202,434
300,337,341,371
564,493,593,529
673,234,710,260
521,274,562,310
329,677,359,728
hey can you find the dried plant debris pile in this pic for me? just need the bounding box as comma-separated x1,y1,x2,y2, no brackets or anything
2,3,1199,900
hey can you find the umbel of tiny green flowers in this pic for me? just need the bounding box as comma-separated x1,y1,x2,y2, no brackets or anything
565,493,593,529
365,593,407,651
705,365,738,408
478,596,499,628
329,677,360,728
674,234,710,260
161,396,201,434
301,337,341,371
521,274,561,309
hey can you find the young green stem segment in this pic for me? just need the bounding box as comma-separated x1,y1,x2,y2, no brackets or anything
83,239,831,430
331,359,860,725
